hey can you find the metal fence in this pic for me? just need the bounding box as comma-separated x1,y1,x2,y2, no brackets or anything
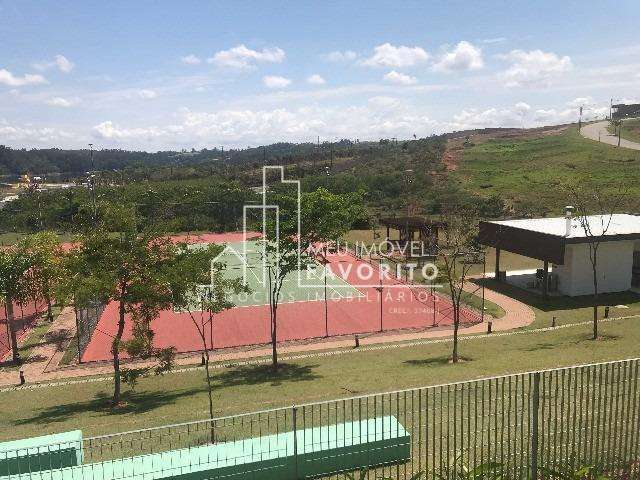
3,358,640,479
74,302,106,362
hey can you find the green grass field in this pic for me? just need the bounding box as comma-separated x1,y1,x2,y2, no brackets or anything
1,311,639,442
456,127,640,215
619,118,640,144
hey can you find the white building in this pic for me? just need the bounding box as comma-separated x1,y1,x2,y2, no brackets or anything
479,210,640,297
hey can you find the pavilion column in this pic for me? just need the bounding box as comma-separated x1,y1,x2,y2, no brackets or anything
543,260,549,299
494,248,501,281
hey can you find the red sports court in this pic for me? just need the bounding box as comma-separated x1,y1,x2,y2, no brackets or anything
79,233,481,362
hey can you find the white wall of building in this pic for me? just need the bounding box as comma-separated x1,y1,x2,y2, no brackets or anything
552,241,635,296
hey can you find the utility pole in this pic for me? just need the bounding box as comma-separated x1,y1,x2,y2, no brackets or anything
618,119,623,147
330,141,333,169
263,146,267,166
610,98,613,120
88,143,95,171
87,143,97,226
578,106,583,132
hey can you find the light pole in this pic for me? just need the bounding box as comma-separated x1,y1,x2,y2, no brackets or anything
375,285,384,332
88,143,94,171
618,119,623,147
404,169,414,260
323,255,329,337
578,106,583,132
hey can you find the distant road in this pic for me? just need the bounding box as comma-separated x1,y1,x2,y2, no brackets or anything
581,120,640,150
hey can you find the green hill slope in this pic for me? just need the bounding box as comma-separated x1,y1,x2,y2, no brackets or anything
454,127,640,215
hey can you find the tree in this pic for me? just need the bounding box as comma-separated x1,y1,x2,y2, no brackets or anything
64,228,183,405
262,187,365,369
438,207,480,363
569,188,625,340
169,243,247,430
0,247,35,363
18,232,66,322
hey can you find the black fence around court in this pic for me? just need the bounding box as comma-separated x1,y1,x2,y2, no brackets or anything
74,302,106,362
4,358,639,479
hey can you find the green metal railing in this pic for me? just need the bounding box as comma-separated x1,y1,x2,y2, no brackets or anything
3,358,639,479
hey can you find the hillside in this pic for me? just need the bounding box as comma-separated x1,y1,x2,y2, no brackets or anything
0,140,374,178
4,124,640,234
453,126,640,216
619,118,640,144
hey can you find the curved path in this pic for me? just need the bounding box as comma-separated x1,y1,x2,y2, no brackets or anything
0,281,535,387
581,120,640,150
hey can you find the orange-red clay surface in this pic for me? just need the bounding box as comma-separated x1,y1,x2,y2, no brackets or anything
1,300,45,361
81,233,480,362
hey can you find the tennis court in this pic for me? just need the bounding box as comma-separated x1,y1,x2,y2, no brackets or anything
198,240,365,308
80,234,482,362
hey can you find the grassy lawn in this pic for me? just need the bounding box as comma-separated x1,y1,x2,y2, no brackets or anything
0,232,75,246
619,118,640,144
460,289,505,319
1,315,639,442
478,278,640,328
456,127,640,215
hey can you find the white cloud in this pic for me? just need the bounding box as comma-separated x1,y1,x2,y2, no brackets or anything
45,97,77,108
534,103,608,123
448,99,607,131
181,54,202,65
0,119,73,145
367,96,403,109
383,70,417,85
33,54,74,73
361,43,429,68
322,50,358,62
208,44,285,69
138,89,158,99
263,75,291,89
86,101,441,150
55,55,74,73
450,102,534,129
499,49,573,87
566,97,594,108
307,74,326,85
433,41,483,73
0,69,47,87
481,37,507,44
93,120,168,140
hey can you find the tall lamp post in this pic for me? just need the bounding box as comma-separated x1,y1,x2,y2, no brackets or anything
321,252,330,337
375,285,384,332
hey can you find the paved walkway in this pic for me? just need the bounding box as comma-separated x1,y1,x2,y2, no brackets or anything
0,281,535,388
580,121,640,150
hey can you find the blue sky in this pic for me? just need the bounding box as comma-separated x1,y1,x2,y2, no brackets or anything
1,0,639,151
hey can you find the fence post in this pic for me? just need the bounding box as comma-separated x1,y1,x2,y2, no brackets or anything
531,372,541,479
73,305,81,364
293,405,299,479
